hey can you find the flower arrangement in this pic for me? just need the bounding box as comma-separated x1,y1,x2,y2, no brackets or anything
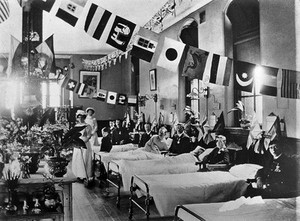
228,100,251,128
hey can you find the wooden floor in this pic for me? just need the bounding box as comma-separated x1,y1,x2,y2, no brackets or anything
72,180,175,221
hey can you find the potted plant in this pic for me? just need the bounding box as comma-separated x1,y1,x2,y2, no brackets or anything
228,100,251,129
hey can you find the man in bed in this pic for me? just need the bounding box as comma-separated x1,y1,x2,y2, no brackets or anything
245,139,299,198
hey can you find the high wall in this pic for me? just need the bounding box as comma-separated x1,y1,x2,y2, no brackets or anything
139,0,299,138
62,54,133,121
139,0,232,126
259,0,300,138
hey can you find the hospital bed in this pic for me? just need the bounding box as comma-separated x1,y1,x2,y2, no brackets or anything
174,196,299,221
129,163,262,220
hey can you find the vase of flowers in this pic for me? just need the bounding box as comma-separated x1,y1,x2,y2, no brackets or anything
228,100,251,129
42,123,85,177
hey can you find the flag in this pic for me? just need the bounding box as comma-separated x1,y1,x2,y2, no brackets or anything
107,91,117,105
97,89,107,101
84,3,112,40
156,37,186,73
180,45,209,80
281,69,300,99
117,93,127,105
208,55,233,86
234,60,255,92
75,83,87,96
131,27,159,62
65,79,77,91
32,0,55,12
84,86,96,98
246,112,262,149
128,95,137,106
7,36,22,77
264,114,281,149
106,15,136,51
0,0,9,24
35,35,56,73
259,65,279,96
211,112,225,134
56,0,86,27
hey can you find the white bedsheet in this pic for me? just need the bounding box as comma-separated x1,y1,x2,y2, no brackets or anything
133,171,248,216
93,143,138,154
98,148,164,170
115,153,199,191
177,196,300,221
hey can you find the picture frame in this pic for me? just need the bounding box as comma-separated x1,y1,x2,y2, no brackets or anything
149,69,157,91
79,71,100,98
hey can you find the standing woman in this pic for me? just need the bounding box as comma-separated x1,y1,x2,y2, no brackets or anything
72,110,93,181
85,107,99,146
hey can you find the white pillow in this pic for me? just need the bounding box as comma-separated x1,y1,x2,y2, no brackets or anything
229,164,263,180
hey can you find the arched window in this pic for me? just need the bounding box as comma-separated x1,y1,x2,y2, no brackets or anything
225,0,262,124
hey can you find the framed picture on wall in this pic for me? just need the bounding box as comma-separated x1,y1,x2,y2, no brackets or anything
149,69,157,91
79,71,100,98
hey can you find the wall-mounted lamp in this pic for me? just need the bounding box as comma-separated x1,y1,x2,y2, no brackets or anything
186,87,209,100
138,93,158,107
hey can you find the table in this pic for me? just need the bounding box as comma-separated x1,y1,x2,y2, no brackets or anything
0,165,77,221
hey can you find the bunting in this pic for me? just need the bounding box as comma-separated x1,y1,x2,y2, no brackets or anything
234,60,255,93
156,37,185,73
281,69,300,99
84,3,112,40
0,0,9,24
180,46,209,80
131,27,159,62
35,35,56,74
56,0,86,27
106,16,136,52
7,36,22,77
258,65,279,96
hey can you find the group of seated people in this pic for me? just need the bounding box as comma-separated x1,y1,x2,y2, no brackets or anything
97,118,299,200
98,118,231,167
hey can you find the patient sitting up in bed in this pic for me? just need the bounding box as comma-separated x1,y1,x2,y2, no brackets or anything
168,123,191,155
245,139,298,199
100,127,112,152
144,126,169,154
192,135,230,170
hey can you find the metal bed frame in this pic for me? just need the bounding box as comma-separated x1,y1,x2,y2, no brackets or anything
174,205,206,221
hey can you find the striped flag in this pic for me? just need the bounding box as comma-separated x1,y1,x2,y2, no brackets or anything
84,3,112,40
35,35,56,74
7,36,22,77
97,89,107,101
259,66,279,96
156,37,186,73
180,46,209,80
56,0,86,27
207,54,232,86
128,95,137,106
281,69,300,99
131,27,159,62
0,0,9,24
75,83,87,96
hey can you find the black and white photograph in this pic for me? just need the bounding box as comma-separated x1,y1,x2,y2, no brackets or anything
0,0,299,221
